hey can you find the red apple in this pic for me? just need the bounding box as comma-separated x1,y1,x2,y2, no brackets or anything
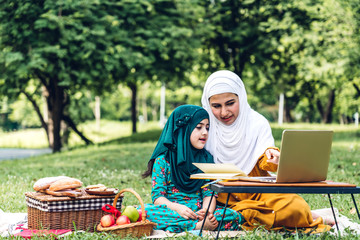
100,214,115,227
136,209,148,222
137,209,143,222
116,215,130,225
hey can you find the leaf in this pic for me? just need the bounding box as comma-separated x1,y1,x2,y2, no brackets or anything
5,52,24,66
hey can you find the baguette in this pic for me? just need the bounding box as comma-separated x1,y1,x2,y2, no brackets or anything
49,177,83,191
45,189,82,198
33,176,69,192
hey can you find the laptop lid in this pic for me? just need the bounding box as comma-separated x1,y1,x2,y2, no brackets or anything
276,130,333,183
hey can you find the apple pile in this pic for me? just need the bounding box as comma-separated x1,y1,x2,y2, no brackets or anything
100,206,144,227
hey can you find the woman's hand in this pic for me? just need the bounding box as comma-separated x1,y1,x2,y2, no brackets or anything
265,148,280,165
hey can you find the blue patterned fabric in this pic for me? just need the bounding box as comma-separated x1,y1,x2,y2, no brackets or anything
143,155,244,233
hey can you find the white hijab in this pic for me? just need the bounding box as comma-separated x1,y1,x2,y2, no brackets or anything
201,70,275,174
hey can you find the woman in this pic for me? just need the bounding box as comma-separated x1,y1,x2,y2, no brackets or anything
201,70,331,232
142,105,243,232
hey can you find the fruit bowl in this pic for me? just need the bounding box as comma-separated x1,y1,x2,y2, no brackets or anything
96,188,156,237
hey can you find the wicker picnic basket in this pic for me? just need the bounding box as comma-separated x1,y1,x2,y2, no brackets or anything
25,190,122,232
97,188,156,237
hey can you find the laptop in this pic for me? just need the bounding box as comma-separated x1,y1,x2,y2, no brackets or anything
242,130,333,183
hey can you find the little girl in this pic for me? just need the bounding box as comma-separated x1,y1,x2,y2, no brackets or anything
142,105,243,233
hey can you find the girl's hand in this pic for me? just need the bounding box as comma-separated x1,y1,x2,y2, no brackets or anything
174,204,198,220
265,148,280,165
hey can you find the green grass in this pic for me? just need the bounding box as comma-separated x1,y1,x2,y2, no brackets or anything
0,120,162,148
1,122,360,239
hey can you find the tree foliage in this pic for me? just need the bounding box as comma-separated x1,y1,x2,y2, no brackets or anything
0,0,126,151
1,0,360,152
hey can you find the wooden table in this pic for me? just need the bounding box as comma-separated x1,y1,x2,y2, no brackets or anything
200,181,360,239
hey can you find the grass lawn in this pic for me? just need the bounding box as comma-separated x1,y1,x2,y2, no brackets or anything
0,120,162,148
0,122,359,239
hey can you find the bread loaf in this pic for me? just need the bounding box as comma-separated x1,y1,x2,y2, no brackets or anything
45,189,82,198
86,184,106,189
33,176,69,192
49,177,83,191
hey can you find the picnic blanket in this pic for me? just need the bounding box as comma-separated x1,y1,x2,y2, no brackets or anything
0,209,28,237
1,208,359,238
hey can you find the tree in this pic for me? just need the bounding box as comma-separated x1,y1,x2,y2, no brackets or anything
295,0,356,123
198,0,359,123
111,0,204,133
199,0,315,121
0,0,126,152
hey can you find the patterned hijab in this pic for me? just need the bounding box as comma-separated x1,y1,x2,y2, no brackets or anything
201,70,275,175
149,105,214,193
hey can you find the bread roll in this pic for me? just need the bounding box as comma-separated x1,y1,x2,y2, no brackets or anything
86,184,106,189
33,176,69,191
49,177,83,191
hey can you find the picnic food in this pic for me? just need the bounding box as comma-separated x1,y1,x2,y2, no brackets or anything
33,176,83,198
116,215,130,225
49,177,83,191
137,209,143,222
122,206,140,222
85,184,107,192
45,189,82,198
33,176,69,191
100,214,115,227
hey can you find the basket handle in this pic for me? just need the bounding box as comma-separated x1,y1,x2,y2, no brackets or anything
112,188,146,223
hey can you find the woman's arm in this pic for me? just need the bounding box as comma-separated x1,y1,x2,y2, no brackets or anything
258,147,280,172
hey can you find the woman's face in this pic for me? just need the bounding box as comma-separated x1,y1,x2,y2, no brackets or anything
190,119,209,149
209,93,239,125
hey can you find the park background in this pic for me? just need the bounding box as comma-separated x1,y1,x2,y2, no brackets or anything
0,0,360,239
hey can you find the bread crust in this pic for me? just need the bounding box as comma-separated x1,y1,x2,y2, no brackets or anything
45,189,82,198
86,184,106,189
49,177,83,191
33,176,69,191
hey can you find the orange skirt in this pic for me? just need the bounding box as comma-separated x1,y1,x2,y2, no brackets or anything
217,192,331,233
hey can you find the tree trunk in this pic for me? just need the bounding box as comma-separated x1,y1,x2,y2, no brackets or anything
316,89,336,123
128,82,137,133
141,86,148,123
353,83,360,98
27,78,92,152
47,82,64,153
323,89,336,123
21,90,49,140
62,115,93,145
316,99,324,121
284,96,294,123
61,121,70,147
94,96,101,132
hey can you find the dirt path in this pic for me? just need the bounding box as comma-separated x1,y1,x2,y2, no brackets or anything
0,148,52,161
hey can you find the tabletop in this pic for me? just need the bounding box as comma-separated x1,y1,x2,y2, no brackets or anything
209,181,360,194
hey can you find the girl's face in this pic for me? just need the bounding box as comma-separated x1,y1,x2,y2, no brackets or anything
209,93,239,125
190,119,209,149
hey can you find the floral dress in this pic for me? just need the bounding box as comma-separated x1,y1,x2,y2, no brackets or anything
144,155,244,233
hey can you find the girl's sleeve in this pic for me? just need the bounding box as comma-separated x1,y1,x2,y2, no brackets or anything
151,156,168,203
201,184,213,198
